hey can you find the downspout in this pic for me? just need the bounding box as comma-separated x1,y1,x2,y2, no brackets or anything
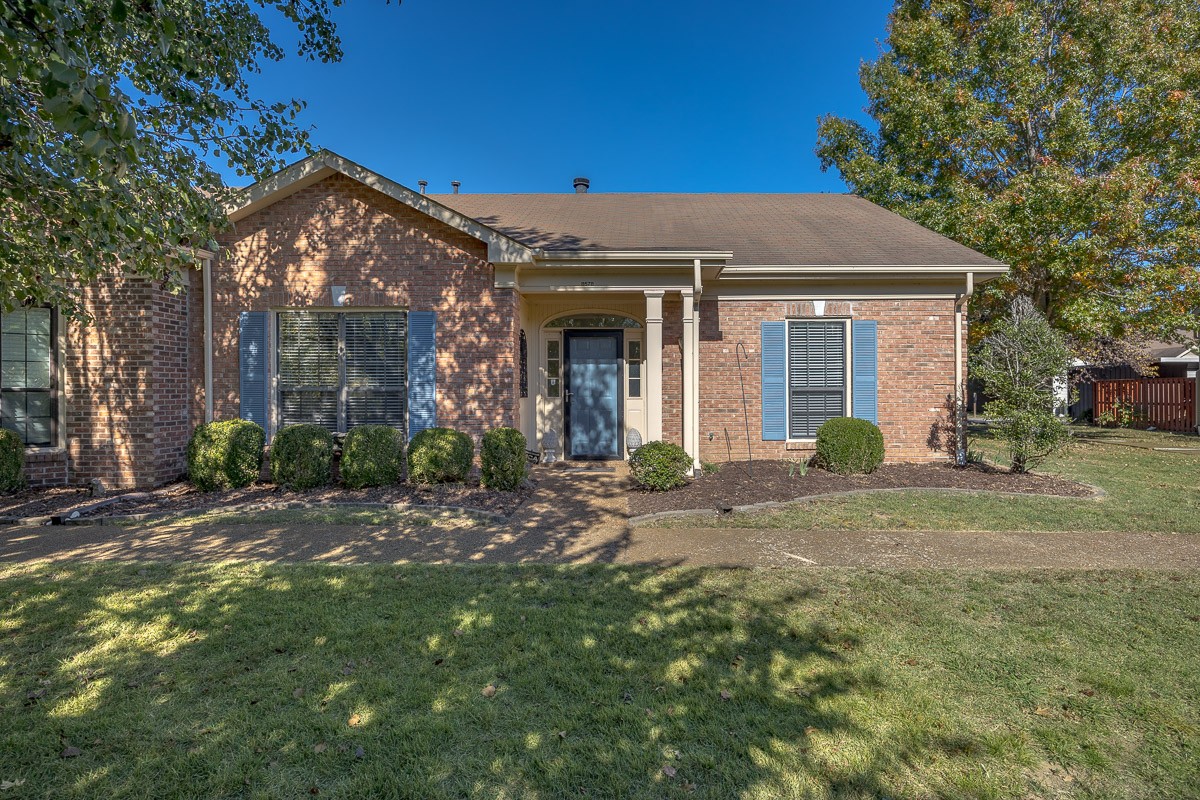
693,259,703,473
203,255,214,423
954,272,974,465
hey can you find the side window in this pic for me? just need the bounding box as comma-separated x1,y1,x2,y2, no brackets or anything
1,307,55,447
627,339,642,398
546,338,560,398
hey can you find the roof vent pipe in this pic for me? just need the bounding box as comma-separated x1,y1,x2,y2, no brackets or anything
451,180,461,194
418,180,427,194
573,177,590,194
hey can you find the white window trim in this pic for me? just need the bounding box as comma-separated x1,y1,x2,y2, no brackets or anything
784,317,853,443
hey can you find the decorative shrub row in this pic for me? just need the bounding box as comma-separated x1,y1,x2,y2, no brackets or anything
187,421,530,492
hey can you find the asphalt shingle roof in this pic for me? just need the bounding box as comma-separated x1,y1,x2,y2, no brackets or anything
428,192,1004,267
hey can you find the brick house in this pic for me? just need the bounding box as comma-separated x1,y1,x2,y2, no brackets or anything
15,150,1005,488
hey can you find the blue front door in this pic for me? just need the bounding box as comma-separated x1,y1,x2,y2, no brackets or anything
565,332,621,459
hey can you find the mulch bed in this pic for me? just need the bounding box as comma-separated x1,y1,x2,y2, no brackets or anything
627,460,1095,518
0,477,534,522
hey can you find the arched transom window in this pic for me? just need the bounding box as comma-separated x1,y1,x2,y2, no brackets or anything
544,314,642,329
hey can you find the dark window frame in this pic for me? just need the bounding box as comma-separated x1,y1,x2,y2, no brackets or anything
0,306,57,448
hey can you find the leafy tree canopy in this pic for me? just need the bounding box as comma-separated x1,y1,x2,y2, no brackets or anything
816,0,1200,347
1,0,376,317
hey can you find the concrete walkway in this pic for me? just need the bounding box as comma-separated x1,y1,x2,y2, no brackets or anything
2,519,1198,569
1,462,1197,569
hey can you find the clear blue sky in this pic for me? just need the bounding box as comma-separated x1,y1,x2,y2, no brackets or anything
224,0,895,193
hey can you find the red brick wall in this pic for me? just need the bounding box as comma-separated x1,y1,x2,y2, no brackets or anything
210,175,516,443
661,297,959,463
45,272,196,489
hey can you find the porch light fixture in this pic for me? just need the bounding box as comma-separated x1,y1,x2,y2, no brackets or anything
626,428,643,453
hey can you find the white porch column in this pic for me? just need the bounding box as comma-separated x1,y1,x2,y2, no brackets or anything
681,289,697,469
691,287,701,471
644,290,664,441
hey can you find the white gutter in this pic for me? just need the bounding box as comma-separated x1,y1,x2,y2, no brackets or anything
954,272,974,465
202,254,214,423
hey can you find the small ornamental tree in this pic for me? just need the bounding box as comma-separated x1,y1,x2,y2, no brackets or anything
971,297,1075,473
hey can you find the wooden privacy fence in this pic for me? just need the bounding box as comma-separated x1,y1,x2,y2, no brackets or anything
1094,378,1196,432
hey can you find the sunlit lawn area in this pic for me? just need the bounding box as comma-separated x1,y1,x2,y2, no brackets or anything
650,426,1200,533
2,563,1198,798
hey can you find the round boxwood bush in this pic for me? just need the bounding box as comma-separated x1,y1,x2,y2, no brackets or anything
0,428,25,494
629,440,693,491
480,427,528,491
186,419,265,492
815,417,885,475
408,427,474,484
341,425,405,489
270,424,335,490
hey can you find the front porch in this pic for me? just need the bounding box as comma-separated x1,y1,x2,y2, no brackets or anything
516,278,711,469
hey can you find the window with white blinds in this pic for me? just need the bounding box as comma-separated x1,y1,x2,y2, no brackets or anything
277,311,406,433
787,321,847,439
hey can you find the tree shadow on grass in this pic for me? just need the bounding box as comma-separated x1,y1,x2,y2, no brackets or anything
1,563,1001,798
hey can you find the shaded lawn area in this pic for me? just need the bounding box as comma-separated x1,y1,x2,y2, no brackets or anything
2,564,1198,798
651,427,1200,532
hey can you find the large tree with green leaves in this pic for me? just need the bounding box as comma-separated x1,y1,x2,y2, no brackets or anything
816,0,1200,350
1,0,379,317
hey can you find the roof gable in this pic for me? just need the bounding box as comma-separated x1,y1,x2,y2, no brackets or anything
225,151,534,263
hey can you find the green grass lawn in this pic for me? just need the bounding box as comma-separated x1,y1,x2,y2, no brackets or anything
651,426,1200,533
2,563,1198,798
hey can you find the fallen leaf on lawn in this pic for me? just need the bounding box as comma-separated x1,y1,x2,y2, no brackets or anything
1,779,27,790
557,730,567,739
354,746,365,759
662,765,677,778
804,726,819,736
481,684,497,698
348,713,362,727
719,690,732,701
903,658,919,666
683,781,697,792
1033,706,1055,717
1080,689,1095,697
26,688,45,700
433,658,444,666
293,688,305,699
309,787,319,795
453,629,464,637
313,743,327,754
60,746,81,758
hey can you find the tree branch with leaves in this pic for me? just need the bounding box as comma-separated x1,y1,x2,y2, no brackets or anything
0,0,391,318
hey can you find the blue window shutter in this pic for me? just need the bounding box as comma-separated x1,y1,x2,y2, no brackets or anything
407,311,437,440
852,320,878,424
761,321,786,441
239,311,268,428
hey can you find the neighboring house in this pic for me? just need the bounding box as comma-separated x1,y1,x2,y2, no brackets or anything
13,150,1007,489
1069,336,1199,421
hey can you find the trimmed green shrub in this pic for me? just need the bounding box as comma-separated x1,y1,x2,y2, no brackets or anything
186,419,265,492
341,425,405,489
270,424,335,490
629,440,693,491
408,427,473,484
0,428,25,494
815,417,885,475
480,427,527,491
